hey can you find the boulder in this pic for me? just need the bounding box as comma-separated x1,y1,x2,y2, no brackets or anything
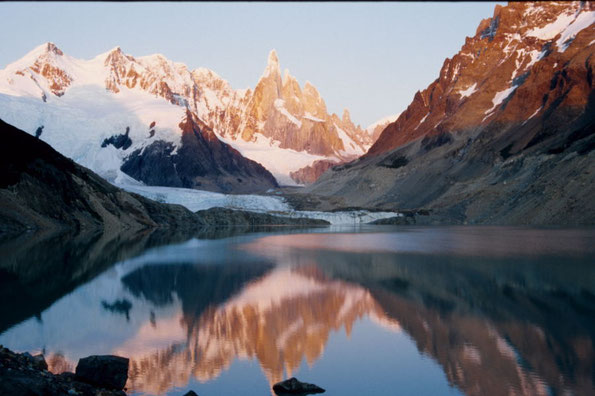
75,355,129,390
183,391,199,396
272,377,325,395
32,354,48,371
21,352,48,370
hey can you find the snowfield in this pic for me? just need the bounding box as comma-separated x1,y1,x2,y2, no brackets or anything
118,183,401,225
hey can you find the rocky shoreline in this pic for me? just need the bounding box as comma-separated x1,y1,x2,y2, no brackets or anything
0,346,325,396
0,346,128,396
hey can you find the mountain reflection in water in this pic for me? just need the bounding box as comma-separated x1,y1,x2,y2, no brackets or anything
0,226,593,396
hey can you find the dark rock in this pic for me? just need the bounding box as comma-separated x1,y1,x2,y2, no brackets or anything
0,346,126,396
75,355,129,390
272,377,325,395
101,126,132,150
35,126,44,139
121,110,278,194
31,354,48,371
183,391,199,396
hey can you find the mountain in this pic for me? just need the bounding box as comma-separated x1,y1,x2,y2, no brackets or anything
0,117,202,235
306,1,595,225
190,50,378,184
0,43,277,193
0,45,381,187
288,114,402,185
0,118,327,237
366,113,400,142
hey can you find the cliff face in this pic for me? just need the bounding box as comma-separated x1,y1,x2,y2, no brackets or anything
368,2,594,156
307,1,595,225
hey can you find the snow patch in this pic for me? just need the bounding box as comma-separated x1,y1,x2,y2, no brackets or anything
525,12,577,40
525,9,595,53
555,11,595,52
484,85,518,117
302,112,324,122
458,83,477,98
214,132,327,186
335,123,364,157
274,98,302,127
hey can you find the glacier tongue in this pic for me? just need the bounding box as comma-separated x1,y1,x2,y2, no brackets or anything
117,183,400,225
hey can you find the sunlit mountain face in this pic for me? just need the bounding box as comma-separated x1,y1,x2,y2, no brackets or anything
0,227,593,396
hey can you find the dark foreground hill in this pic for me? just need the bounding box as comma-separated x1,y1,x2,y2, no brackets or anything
0,118,327,237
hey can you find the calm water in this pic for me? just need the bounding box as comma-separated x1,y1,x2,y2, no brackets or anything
1,226,594,396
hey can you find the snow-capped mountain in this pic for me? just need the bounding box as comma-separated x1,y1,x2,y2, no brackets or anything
190,50,378,184
0,44,381,187
0,43,278,193
307,1,595,225
368,1,595,156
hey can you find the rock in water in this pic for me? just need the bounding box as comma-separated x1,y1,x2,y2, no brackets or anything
183,391,199,396
75,355,129,390
272,377,325,395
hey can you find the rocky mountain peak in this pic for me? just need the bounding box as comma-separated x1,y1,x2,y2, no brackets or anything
43,42,64,56
367,0,595,157
308,1,594,225
263,49,281,78
342,109,352,124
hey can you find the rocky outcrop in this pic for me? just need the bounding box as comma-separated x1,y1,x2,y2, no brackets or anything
75,355,129,391
272,377,325,395
121,110,278,193
0,346,126,396
289,159,340,185
307,1,595,225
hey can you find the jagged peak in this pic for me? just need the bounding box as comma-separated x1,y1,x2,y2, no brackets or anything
192,67,223,80
267,49,279,67
342,108,351,123
43,42,63,56
21,42,64,61
282,68,291,83
303,81,320,96
1,42,67,73
262,49,281,78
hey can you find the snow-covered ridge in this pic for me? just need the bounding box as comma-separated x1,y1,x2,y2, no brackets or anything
0,42,382,186
365,114,400,133
525,8,595,53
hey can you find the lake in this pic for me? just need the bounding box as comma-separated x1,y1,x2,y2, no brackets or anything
1,225,594,396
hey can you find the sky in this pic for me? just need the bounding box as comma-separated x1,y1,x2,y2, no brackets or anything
0,2,503,127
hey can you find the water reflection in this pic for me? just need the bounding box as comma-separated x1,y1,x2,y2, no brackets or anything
119,264,398,394
0,226,593,396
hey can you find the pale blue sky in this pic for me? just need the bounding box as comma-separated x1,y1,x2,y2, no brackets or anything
0,2,502,126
